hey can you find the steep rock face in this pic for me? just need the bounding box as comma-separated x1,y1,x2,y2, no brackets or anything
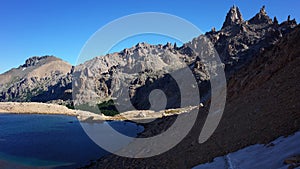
0,56,73,102
72,42,210,109
228,25,300,99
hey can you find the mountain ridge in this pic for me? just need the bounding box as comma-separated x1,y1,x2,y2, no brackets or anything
0,6,298,111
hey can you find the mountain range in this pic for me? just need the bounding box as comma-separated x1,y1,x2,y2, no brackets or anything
0,5,299,169
0,6,297,113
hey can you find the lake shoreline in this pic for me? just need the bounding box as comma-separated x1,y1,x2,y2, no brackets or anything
0,102,77,116
0,102,202,122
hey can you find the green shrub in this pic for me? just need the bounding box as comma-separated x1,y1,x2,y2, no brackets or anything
100,109,119,116
66,104,74,109
97,99,119,116
74,99,120,116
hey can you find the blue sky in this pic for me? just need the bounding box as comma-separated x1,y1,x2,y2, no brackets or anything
0,0,299,73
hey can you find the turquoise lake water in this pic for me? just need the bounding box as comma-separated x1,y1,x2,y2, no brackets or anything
0,114,143,169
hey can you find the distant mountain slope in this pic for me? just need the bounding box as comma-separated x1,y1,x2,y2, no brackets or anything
0,56,73,102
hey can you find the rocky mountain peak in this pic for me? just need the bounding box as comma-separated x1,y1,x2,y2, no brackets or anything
248,6,273,25
22,55,59,68
0,55,72,102
222,5,244,29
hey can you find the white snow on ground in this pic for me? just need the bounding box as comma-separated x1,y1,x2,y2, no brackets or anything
193,131,300,169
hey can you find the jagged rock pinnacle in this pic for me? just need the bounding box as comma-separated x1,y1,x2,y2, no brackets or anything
249,6,273,24
260,5,266,15
274,17,279,25
222,5,244,29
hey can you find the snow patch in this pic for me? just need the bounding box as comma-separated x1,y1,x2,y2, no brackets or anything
193,131,300,169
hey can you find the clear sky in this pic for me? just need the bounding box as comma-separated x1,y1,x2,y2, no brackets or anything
0,0,299,73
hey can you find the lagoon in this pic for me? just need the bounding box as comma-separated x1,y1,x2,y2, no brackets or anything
0,114,143,169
